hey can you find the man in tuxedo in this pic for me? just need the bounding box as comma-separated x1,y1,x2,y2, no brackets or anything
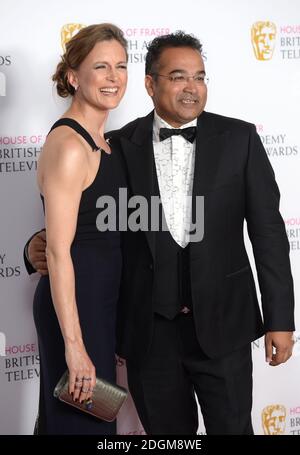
25,32,295,434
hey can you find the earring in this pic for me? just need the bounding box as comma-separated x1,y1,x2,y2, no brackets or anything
74,85,78,91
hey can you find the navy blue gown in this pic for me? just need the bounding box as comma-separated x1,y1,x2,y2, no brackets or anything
33,118,125,434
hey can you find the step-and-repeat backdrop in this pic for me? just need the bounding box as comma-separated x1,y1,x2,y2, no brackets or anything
1,0,299,435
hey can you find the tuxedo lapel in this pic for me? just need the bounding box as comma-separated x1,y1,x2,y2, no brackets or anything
193,111,230,196
120,112,156,259
191,112,230,246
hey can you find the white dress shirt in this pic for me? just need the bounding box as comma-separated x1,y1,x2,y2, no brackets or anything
153,111,196,248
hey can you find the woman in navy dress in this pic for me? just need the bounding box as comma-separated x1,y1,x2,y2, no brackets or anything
33,24,127,434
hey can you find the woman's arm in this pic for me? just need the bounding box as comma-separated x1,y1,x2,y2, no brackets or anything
40,138,96,402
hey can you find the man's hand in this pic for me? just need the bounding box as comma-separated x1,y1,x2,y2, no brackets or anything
265,331,294,366
28,231,48,275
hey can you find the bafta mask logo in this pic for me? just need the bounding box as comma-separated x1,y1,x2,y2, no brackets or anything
61,23,85,51
262,404,286,435
251,21,277,60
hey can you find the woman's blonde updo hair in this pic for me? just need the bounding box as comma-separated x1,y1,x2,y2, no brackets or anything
52,23,128,98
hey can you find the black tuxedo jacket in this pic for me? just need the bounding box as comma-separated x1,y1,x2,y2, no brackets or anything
108,110,295,363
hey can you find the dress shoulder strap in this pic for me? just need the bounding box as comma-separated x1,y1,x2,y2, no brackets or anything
49,118,101,151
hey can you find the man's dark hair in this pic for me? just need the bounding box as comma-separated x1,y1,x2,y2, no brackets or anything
145,31,203,75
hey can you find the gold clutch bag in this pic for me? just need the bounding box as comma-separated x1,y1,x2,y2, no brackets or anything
53,370,128,422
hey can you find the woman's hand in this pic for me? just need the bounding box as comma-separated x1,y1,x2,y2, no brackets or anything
65,341,96,403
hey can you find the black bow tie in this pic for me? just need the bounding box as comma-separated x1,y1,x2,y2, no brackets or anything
159,126,197,143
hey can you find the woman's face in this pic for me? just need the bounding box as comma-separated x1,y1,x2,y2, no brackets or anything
71,39,128,111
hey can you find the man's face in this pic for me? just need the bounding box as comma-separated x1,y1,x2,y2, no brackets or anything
145,46,207,127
